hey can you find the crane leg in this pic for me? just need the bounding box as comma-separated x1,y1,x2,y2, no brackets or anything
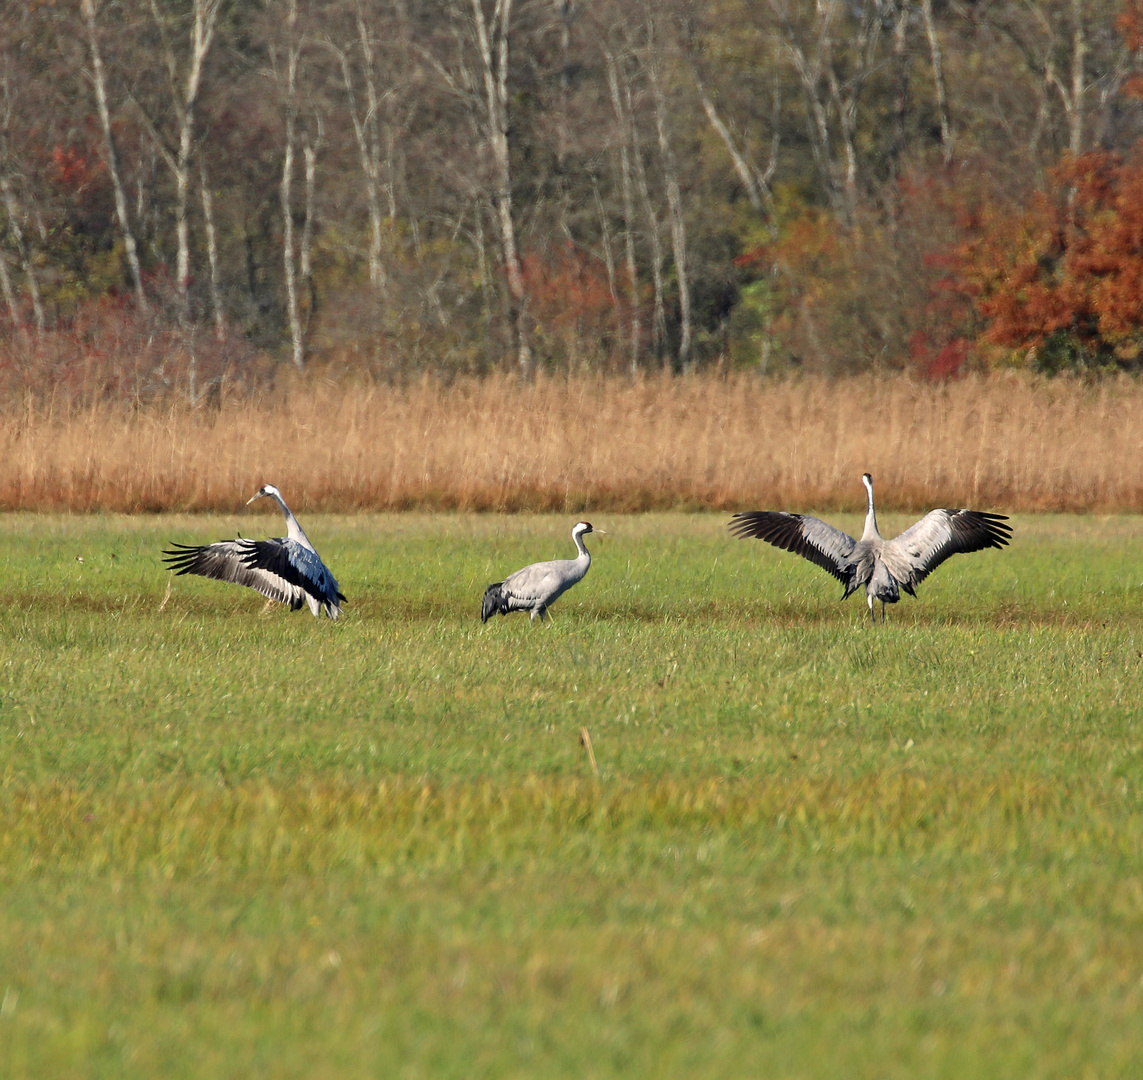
868,596,875,624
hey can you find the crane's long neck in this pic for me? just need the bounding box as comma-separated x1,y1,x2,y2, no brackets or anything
270,491,314,549
860,476,881,542
572,531,591,563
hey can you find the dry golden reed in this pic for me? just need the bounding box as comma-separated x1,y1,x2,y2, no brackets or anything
1,372,1141,513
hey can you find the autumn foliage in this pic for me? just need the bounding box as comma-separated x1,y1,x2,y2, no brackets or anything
521,244,627,368
8,0,1143,383
958,147,1143,372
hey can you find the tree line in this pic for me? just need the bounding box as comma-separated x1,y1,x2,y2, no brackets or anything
1,0,1142,396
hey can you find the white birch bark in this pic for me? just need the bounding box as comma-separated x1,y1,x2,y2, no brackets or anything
626,77,666,362
683,40,778,221
198,160,225,340
80,0,148,310
770,0,887,225
1068,0,1086,154
604,50,642,372
279,0,305,369
145,0,221,320
0,249,19,330
920,0,954,161
646,29,691,371
300,136,318,331
468,0,531,374
331,3,388,290
0,172,45,329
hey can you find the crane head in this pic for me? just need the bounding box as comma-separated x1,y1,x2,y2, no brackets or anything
247,484,282,505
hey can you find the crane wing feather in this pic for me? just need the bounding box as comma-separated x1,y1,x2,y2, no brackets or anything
502,561,577,605
886,509,1012,588
162,540,308,609
729,511,857,585
241,538,345,603
497,581,545,611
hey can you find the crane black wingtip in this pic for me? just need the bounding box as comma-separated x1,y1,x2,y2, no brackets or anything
967,510,1013,549
161,542,205,574
728,510,783,540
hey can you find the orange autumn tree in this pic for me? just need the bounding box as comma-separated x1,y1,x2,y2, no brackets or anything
959,148,1143,372
944,1,1143,374
521,243,628,369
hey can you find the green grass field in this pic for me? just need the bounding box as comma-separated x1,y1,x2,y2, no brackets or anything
2,511,1142,1078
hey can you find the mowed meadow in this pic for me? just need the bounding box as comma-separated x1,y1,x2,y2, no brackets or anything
2,374,1143,1077
2,371,1143,513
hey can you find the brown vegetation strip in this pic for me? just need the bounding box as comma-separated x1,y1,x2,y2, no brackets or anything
1,373,1140,513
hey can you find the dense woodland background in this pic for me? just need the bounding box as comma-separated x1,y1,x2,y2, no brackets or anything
4,0,1143,401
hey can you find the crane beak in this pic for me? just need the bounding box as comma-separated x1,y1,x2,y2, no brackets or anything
246,493,263,505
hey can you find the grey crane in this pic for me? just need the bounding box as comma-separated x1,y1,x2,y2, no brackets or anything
481,521,598,624
162,484,345,618
729,473,1011,622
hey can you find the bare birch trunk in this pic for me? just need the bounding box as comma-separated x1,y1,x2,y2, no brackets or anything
279,0,305,370
385,123,399,221
685,47,778,222
693,80,768,216
146,0,219,320
920,0,954,162
825,66,865,223
773,0,885,227
281,132,303,369
611,58,666,362
605,50,642,372
1069,0,1086,154
647,36,691,371
80,0,147,311
198,160,225,340
469,0,531,374
617,139,641,373
1040,0,1088,159
300,137,318,330
332,3,388,291
630,106,665,361
0,173,46,329
473,203,493,331
783,45,845,219
592,179,618,367
0,250,20,329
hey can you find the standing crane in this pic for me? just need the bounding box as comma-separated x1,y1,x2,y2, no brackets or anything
162,484,345,618
729,473,1011,622
481,521,598,624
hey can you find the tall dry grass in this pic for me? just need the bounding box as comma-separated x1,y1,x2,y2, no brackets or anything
1,372,1141,513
